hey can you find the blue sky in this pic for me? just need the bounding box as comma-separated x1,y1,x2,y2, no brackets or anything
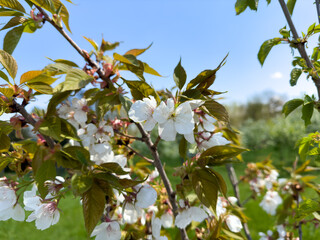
1,0,318,110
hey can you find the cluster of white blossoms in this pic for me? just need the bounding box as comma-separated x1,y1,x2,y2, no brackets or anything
175,201,208,229
128,96,230,149
0,177,64,230
259,190,283,216
0,178,25,222
249,169,280,194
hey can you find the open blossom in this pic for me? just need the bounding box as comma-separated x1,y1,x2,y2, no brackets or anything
153,98,195,143
160,211,173,228
26,202,60,230
0,186,24,221
260,190,283,215
152,212,168,240
91,221,121,240
129,96,157,131
135,184,157,209
259,230,273,240
226,215,242,233
199,132,231,150
175,206,208,229
123,202,144,224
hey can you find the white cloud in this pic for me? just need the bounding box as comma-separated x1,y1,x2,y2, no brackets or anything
270,72,283,79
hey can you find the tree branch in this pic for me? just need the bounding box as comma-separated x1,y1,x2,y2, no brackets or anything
226,163,252,240
278,0,320,100
11,100,55,149
316,0,320,24
114,129,144,141
135,123,189,240
124,144,154,164
34,5,113,87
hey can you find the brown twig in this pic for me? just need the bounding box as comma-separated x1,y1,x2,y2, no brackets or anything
278,0,320,100
11,100,55,149
226,163,252,240
34,5,113,87
114,129,144,141
135,123,189,240
124,145,154,164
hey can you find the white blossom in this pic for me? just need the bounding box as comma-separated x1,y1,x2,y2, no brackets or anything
152,212,168,240
226,215,243,233
260,190,283,215
160,212,173,228
199,132,231,150
153,99,195,143
91,221,121,240
216,197,227,218
129,96,157,131
71,98,89,126
175,206,208,229
259,230,273,240
276,225,286,240
0,186,25,221
26,202,60,230
123,203,144,224
135,184,157,209
201,114,216,132
228,196,238,206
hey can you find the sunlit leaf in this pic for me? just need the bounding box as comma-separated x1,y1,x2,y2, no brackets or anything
258,38,281,66
0,0,26,13
125,43,152,56
35,159,56,199
0,49,18,79
3,25,24,54
173,58,187,90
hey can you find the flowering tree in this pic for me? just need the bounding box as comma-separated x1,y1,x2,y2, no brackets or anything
0,1,249,240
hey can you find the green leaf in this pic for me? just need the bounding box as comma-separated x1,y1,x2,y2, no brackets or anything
98,162,129,175
173,59,187,90
52,0,71,32
51,59,78,67
54,68,93,92
247,0,258,10
0,120,13,134
0,70,10,84
0,8,24,16
124,80,160,102
296,199,320,221
258,38,281,66
179,136,188,159
35,160,56,199
38,117,61,141
312,47,320,61
223,229,244,240
100,39,120,52
125,43,152,56
301,102,314,127
3,25,24,55
0,0,26,13
192,168,219,211
32,146,49,175
290,68,302,86
82,182,106,235
62,146,90,166
198,145,247,166
71,173,93,195
235,0,250,15
27,82,53,94
210,169,227,197
0,49,18,79
203,100,229,123
0,156,13,171
113,52,133,65
29,0,56,13
119,94,132,115
20,70,43,84
282,98,303,117
287,0,297,15
279,26,290,38
83,36,98,51
46,91,71,116
143,62,162,77
0,16,25,31
0,87,14,97
60,118,80,140
0,133,10,152
45,62,73,75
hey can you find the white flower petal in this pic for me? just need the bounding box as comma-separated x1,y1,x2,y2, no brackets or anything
153,102,171,124
158,120,176,141
136,184,157,209
12,204,25,221
143,117,157,131
226,215,242,233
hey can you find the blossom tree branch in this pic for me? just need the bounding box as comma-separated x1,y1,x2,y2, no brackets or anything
11,99,55,149
278,0,320,100
226,163,252,240
124,144,154,164
135,123,189,240
34,5,113,87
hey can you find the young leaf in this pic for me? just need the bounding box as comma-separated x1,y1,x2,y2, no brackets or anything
52,0,71,32
289,68,302,86
235,0,249,15
203,100,229,123
71,173,93,195
125,43,152,56
29,0,56,13
83,36,98,51
3,25,24,54
258,38,281,66
20,70,43,84
100,39,120,52
296,199,320,221
282,98,303,117
0,70,10,84
54,68,93,92
46,91,71,116
82,182,106,235
173,59,187,90
0,8,24,16
27,82,53,94
0,0,26,13
143,62,162,77
60,118,80,140
124,80,160,102
0,49,18,79
301,102,314,127
38,116,62,141
0,133,10,152
179,136,188,159
0,16,25,31
287,0,297,15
